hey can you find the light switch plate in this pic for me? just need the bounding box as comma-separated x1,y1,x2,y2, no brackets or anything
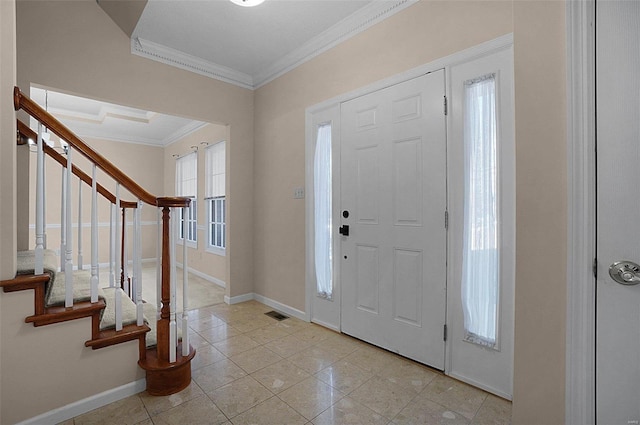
294,187,305,199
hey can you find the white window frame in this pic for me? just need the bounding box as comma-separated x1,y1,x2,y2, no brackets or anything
207,197,226,255
178,198,198,248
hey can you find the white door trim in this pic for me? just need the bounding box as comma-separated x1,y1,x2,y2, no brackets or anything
565,0,596,423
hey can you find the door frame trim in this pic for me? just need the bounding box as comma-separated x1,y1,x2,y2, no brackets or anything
565,0,596,423
304,33,513,334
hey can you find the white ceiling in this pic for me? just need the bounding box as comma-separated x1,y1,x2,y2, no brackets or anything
30,0,414,145
131,0,415,89
30,87,207,147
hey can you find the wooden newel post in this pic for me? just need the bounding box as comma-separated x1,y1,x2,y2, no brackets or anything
139,197,195,396
157,206,171,362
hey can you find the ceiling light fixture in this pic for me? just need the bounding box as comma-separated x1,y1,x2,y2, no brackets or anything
229,0,265,7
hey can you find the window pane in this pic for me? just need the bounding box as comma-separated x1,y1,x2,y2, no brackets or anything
462,74,499,348
314,124,332,299
207,197,226,249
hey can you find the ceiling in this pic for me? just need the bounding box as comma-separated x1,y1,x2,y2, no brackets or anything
130,0,415,89
30,87,207,147
31,0,414,145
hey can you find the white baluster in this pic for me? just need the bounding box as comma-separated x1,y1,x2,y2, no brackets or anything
169,207,177,363
109,203,115,287
65,147,74,308
115,287,123,331
90,164,99,304
115,184,121,290
182,205,189,356
60,168,66,272
136,201,144,326
42,154,47,250
123,208,129,297
34,123,44,275
77,179,83,270
156,208,162,319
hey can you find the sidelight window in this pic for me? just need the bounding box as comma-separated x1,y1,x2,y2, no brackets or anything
314,123,333,299
461,74,499,348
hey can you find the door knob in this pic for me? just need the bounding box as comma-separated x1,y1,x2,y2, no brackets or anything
339,225,350,236
609,261,640,285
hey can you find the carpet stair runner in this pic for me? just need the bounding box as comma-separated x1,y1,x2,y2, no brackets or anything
6,249,162,349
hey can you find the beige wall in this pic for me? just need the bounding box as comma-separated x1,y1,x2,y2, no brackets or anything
512,1,566,423
16,0,254,300
1,291,143,425
7,0,253,422
25,137,163,264
0,0,17,281
0,1,17,423
5,0,570,422
253,0,566,422
164,123,229,285
253,0,514,323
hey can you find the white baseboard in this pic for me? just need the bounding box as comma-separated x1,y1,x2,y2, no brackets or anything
223,292,307,322
253,293,307,321
224,293,254,305
176,262,226,288
16,379,146,425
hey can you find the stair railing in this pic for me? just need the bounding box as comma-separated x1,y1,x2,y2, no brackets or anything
15,87,194,396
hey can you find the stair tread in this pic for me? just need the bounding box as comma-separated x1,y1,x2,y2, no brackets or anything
46,269,105,307
16,249,58,300
26,300,105,326
85,323,150,349
100,286,142,331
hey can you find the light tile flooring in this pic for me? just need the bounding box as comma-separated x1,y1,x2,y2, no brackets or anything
62,301,511,425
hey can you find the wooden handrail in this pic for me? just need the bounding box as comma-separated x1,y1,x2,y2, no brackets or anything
14,86,195,395
14,87,189,209
17,120,137,209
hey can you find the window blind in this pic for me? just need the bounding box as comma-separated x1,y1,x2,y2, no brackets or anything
205,141,225,198
175,152,197,197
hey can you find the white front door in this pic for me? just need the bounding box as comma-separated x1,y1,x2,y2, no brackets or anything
339,70,447,368
596,1,640,423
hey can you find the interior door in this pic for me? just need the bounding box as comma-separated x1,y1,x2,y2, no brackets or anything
596,1,640,423
340,70,447,368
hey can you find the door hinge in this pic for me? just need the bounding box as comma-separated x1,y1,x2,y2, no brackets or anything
443,324,448,341
444,210,449,229
593,258,598,278
444,96,448,116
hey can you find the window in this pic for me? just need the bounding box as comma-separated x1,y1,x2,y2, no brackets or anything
175,152,197,244
179,200,197,242
461,74,499,348
314,123,332,299
206,141,226,252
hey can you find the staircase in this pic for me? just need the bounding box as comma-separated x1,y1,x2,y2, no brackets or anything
1,87,195,397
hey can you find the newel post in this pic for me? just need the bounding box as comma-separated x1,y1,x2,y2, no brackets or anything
157,205,171,362
139,197,195,396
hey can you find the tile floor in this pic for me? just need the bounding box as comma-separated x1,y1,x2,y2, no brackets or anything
62,301,512,425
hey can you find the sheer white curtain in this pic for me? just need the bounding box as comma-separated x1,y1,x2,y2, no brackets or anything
462,74,499,348
314,124,333,299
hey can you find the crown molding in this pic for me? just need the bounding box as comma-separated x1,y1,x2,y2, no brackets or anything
162,120,209,146
76,120,207,147
131,37,255,89
253,0,417,88
130,0,416,90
